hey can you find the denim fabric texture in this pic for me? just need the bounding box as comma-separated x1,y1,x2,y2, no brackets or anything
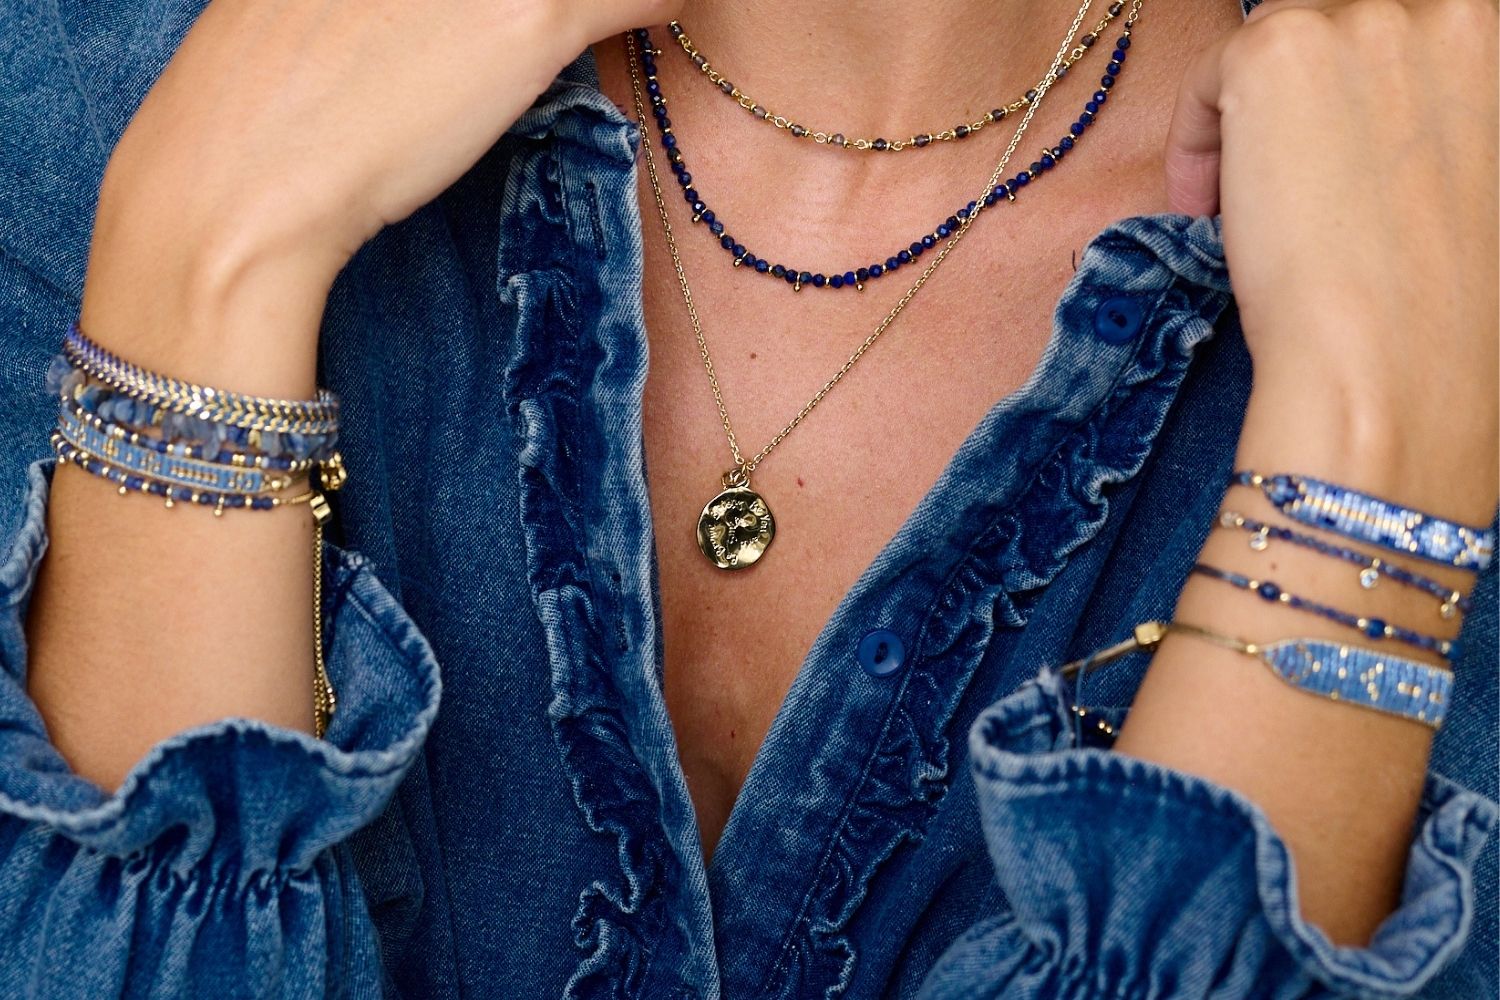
0,1,1494,997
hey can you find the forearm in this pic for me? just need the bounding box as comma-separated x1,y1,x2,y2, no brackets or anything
24,177,335,793
1114,378,1495,946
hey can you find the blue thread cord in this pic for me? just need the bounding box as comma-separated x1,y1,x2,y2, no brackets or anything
1217,509,1470,619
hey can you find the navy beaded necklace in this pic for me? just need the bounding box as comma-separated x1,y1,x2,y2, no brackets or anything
636,21,1138,293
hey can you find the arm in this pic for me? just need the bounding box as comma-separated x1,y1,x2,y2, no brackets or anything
922,1,1497,996
25,0,679,792
1117,0,1497,946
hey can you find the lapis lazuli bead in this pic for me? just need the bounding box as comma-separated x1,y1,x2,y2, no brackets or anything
783,269,798,284
731,243,746,257
1041,154,1055,169
700,209,714,224
886,256,900,270
720,234,735,249
1117,35,1131,48
1015,172,1031,186
1094,90,1108,104
1070,122,1085,136
691,201,706,215
797,271,813,286
771,264,786,277
897,249,912,263
1366,618,1388,638
936,224,952,238
683,187,698,202
829,273,844,288
869,263,884,277
843,270,858,285
856,267,870,282
1060,136,1076,150
1085,101,1100,114
1101,74,1116,88
662,134,677,149
1257,582,1281,601
1112,48,1127,61
910,241,925,256
754,259,770,273
811,273,826,287
1107,61,1122,74
709,221,725,236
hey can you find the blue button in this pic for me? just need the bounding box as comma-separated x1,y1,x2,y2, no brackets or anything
857,629,906,677
1092,296,1144,344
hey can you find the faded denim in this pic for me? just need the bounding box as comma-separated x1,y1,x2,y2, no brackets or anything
0,1,1494,997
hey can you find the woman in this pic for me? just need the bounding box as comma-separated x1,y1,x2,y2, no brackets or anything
0,0,1494,995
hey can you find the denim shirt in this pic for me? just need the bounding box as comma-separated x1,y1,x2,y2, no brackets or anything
0,2,1495,998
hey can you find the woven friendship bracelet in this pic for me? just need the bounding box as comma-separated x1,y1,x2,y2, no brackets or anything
1059,620,1452,729
1233,471,1494,571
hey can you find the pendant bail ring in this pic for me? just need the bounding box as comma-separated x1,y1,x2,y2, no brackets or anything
722,466,750,489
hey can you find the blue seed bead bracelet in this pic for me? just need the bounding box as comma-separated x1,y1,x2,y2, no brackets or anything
634,25,1136,292
51,431,313,514
1060,620,1451,729
1218,509,1470,620
49,359,336,468
62,324,340,435
1234,471,1495,572
1171,623,1453,729
1191,563,1458,661
55,402,304,496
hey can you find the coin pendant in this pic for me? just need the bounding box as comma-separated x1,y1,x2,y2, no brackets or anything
697,485,775,570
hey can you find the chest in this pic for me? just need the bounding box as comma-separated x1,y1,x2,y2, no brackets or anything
639,204,1117,854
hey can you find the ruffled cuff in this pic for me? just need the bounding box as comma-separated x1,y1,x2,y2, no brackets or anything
919,670,1496,1000
0,459,441,881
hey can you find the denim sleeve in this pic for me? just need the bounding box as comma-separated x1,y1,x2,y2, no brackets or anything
0,460,441,998
919,671,1497,1000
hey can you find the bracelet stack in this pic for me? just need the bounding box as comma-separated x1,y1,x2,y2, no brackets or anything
45,323,345,738
1062,471,1491,730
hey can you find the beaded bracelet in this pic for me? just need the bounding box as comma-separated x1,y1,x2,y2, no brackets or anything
55,405,307,507
1059,620,1451,729
1233,471,1494,572
1217,510,1469,620
51,358,337,466
1191,563,1458,660
63,324,340,435
48,328,343,739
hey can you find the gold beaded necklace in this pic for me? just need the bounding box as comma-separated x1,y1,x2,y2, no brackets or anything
627,0,1110,570
666,2,1127,154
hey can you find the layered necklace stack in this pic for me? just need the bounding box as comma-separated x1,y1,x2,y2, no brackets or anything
627,0,1144,570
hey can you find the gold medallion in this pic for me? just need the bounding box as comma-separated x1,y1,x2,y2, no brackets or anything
697,479,775,570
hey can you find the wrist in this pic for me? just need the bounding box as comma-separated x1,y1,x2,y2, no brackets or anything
1237,371,1498,524
81,168,347,398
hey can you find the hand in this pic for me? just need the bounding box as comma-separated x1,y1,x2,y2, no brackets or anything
83,0,682,393
1164,0,1498,517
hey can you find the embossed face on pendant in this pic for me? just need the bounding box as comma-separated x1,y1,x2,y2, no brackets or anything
697,486,775,569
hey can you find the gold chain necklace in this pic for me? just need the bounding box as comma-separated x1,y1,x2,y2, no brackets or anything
627,0,1107,571
666,2,1126,154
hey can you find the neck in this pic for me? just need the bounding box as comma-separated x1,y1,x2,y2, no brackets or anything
672,0,1115,134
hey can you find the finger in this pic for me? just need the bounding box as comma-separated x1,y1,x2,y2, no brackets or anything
1163,0,1323,216
1162,28,1229,216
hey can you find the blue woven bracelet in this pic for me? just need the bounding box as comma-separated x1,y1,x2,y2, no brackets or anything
1059,620,1452,729
1192,563,1458,661
1233,471,1494,571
